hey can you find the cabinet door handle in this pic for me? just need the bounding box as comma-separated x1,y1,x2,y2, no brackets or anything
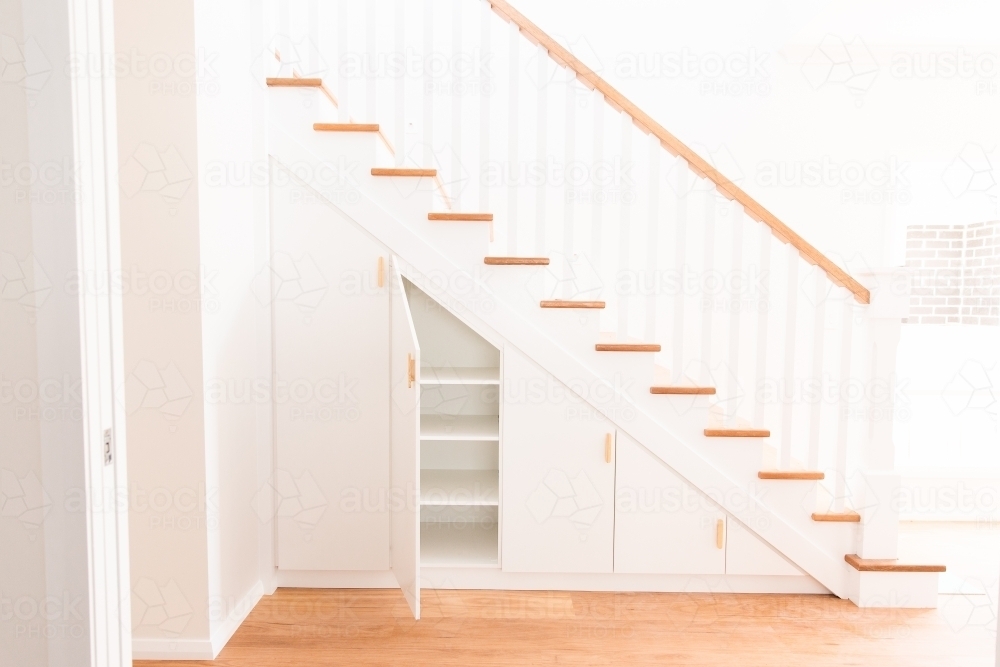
716,519,725,549
407,353,415,388
604,433,613,463
377,257,385,288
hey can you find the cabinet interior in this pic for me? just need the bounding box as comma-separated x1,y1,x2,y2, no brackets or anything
404,280,500,568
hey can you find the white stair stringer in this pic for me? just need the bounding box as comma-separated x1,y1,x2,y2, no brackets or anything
267,98,858,598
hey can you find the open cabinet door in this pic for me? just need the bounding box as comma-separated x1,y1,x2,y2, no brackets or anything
390,258,420,619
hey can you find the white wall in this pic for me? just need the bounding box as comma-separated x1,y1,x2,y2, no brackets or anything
192,0,268,648
114,0,213,654
114,0,266,658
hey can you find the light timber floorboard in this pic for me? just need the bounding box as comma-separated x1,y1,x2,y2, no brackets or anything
135,586,990,666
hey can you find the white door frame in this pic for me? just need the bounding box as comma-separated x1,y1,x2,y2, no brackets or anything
67,0,133,663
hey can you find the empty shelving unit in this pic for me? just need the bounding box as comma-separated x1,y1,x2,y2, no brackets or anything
404,280,501,568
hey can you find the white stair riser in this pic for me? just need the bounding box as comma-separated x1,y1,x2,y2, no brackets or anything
848,570,940,608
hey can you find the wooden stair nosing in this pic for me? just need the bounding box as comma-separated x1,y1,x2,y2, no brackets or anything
484,257,550,265
595,343,661,352
704,428,770,438
266,77,323,87
757,470,825,480
650,386,716,395
313,122,380,132
811,511,861,523
371,167,437,177
428,212,494,222
539,300,606,309
844,554,945,573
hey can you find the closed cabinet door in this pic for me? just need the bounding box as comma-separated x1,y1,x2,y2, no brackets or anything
501,347,616,573
614,432,726,574
726,520,802,576
272,170,391,571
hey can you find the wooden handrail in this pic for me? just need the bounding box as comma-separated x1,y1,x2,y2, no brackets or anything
486,0,871,305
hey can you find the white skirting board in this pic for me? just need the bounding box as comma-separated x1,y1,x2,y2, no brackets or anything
276,569,829,595
132,581,264,661
277,570,401,588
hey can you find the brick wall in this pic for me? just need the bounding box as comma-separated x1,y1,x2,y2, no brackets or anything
905,220,1000,325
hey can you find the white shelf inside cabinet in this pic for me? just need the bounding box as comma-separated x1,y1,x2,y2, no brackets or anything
420,522,499,568
421,366,500,385
420,469,499,506
420,414,499,441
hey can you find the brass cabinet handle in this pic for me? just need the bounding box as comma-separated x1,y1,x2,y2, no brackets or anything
716,519,725,549
604,433,613,463
407,354,415,388
378,257,385,288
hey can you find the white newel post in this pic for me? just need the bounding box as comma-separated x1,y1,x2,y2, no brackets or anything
856,268,912,560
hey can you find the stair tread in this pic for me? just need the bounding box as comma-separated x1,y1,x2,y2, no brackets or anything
372,167,437,177
540,300,605,309
651,386,716,395
704,428,770,437
758,470,825,480
266,77,322,87
484,257,550,265
428,212,494,221
845,554,945,573
812,511,861,522
314,122,380,132
595,343,661,352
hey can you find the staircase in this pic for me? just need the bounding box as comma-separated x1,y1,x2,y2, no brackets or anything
261,0,942,607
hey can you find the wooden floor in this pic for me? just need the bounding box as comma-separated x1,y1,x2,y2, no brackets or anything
136,587,993,666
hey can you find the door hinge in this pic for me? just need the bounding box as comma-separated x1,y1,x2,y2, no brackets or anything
104,428,113,466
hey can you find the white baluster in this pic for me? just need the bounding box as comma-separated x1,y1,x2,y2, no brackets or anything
422,0,433,170
753,226,772,430
337,0,350,122
451,0,463,210
590,88,604,291
698,189,716,388
808,274,827,470
506,20,519,255
309,0,320,77
563,79,576,262
672,160,688,383
644,135,660,344
834,296,855,513
779,246,799,469
535,44,548,257
394,0,405,166
366,0,377,122
617,112,632,339
725,210,743,426
478,0,491,211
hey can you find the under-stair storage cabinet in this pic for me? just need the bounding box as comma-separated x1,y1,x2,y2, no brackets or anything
271,173,391,571
614,433,726,574
725,520,803,577
403,281,501,568
501,347,616,573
